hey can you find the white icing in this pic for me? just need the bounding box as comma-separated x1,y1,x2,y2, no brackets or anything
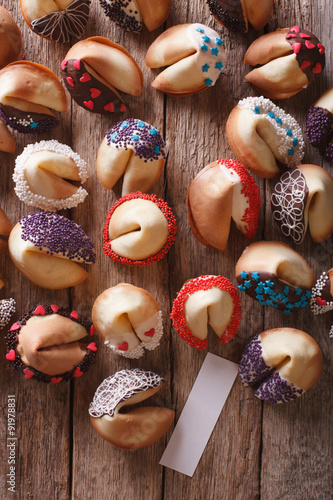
186,23,226,87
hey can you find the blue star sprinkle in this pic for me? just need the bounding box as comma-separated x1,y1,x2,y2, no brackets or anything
288,148,294,155
293,138,299,146
120,121,129,130
204,78,213,86
240,271,248,279
244,281,252,288
137,120,145,127
150,128,158,136
276,117,282,125
216,38,223,46
30,121,39,129
110,132,117,141
215,62,223,70
196,28,204,33
202,64,210,73
286,128,293,137
202,35,211,42
295,287,303,296
252,272,260,281
211,47,219,56
268,111,275,119
201,44,208,52
153,145,160,155
131,134,139,141
253,106,260,114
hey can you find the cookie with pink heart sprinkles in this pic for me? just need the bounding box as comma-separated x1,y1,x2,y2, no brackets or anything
103,192,177,266
171,275,241,350
6,305,98,383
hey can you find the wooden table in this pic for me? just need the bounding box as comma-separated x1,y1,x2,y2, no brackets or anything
0,1,332,498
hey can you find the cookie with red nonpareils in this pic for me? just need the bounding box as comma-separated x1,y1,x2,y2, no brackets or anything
6,305,98,383
61,36,143,114
171,275,241,350
187,159,261,251
239,328,322,403
103,192,177,266
245,27,325,99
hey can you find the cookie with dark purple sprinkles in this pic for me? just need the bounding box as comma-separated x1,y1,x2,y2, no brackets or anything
99,0,142,33
6,305,97,383
238,328,322,404
306,87,333,161
206,0,246,32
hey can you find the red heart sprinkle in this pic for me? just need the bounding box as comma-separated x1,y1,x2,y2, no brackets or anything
301,60,311,69
318,43,325,54
10,322,20,331
316,297,327,306
104,102,114,112
61,59,67,71
293,42,302,54
51,377,62,384
144,328,155,337
90,88,101,98
305,40,315,49
120,103,127,112
84,100,94,110
90,325,96,336
51,304,59,313
290,26,300,33
87,342,97,352
73,367,83,377
6,350,16,361
66,77,75,87
34,305,46,316
118,342,128,351
23,369,34,380
70,310,79,319
312,62,322,73
300,33,310,39
286,34,297,39
80,72,91,82
73,59,81,70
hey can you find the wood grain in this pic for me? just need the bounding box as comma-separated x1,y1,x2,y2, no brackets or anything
0,0,332,499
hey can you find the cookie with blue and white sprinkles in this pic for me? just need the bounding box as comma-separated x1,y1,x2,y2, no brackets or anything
239,328,322,404
97,119,167,195
226,96,304,178
146,23,226,96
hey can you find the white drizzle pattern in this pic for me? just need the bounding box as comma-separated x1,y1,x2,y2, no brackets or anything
271,168,307,244
89,369,163,418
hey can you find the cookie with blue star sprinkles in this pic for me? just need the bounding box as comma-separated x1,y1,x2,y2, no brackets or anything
236,241,315,314
171,275,241,350
8,212,95,289
187,159,261,251
226,96,304,178
206,0,273,33
145,23,226,96
244,27,325,99
99,0,172,33
61,36,143,114
103,192,177,266
97,119,167,195
6,305,98,383
0,61,67,136
306,87,333,162
238,328,322,404
272,164,333,244
20,0,91,43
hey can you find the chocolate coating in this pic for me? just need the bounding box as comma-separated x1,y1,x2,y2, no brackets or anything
306,106,333,162
0,104,60,134
206,0,246,32
286,26,325,83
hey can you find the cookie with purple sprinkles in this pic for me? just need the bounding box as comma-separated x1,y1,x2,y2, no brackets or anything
238,328,322,403
97,119,167,195
8,212,95,289
306,87,333,161
6,305,97,383
0,61,67,136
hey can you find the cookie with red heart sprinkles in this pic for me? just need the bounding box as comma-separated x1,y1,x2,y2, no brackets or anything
6,305,98,383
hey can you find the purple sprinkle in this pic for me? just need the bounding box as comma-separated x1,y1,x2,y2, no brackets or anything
254,371,305,404
105,118,167,162
99,0,142,33
238,335,272,386
19,212,95,264
306,106,333,161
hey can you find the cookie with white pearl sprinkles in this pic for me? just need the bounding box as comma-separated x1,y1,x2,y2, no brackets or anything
103,192,177,266
226,96,304,178
187,159,261,251
271,164,333,244
20,0,91,43
6,305,97,383
8,212,95,289
236,241,315,315
171,275,241,350
61,36,143,115
92,284,163,359
13,140,88,211
97,119,167,195
206,0,273,33
238,328,322,404
244,27,325,99
89,368,175,449
0,61,67,136
99,0,172,33
306,87,333,161
0,299,16,329
310,269,333,338
145,23,226,96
